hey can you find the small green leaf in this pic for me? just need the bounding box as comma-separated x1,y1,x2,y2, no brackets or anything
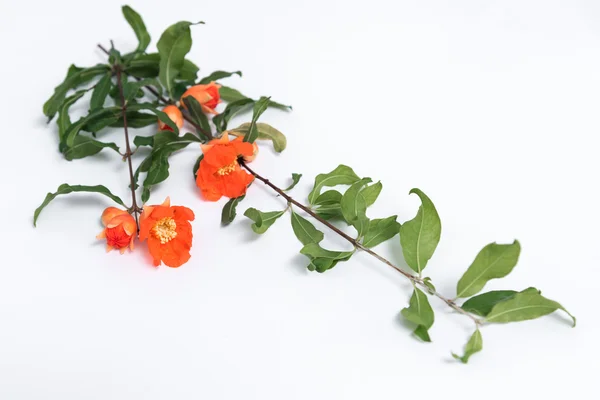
308,165,361,204
461,290,520,317
199,70,242,84
122,5,151,53
111,111,157,128
193,154,204,180
157,21,198,98
133,135,154,147
212,98,254,132
341,178,372,238
340,178,371,223
244,208,286,234
486,291,576,327
284,173,302,191
401,287,435,342
142,132,200,187
122,78,162,104
219,85,247,102
182,96,212,141
307,258,337,273
89,72,112,111
422,277,436,293
314,190,342,205
34,184,126,226
300,243,355,260
125,53,198,80
57,90,87,139
452,329,483,364
313,190,343,220
221,195,245,225
179,60,200,81
243,96,271,144
290,210,324,245
130,103,178,133
44,64,110,120
141,186,151,203
399,188,441,275
456,241,521,298
64,136,120,160
229,122,287,152
360,181,382,207
362,216,401,248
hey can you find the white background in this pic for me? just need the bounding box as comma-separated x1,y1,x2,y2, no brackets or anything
1,0,599,398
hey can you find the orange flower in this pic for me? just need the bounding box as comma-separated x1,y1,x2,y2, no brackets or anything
138,197,195,268
244,142,259,163
196,134,255,201
96,207,136,254
180,82,221,114
158,105,184,131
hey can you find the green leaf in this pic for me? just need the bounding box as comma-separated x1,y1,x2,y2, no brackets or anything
182,96,212,141
199,70,242,84
133,135,154,147
221,196,245,225
360,181,382,207
340,178,372,238
89,72,112,111
486,290,576,327
340,178,371,222
244,208,286,234
284,173,302,191
399,188,441,275
219,85,247,102
362,216,401,248
131,103,178,133
142,132,200,187
111,111,157,128
64,136,120,160
57,90,87,139
243,96,271,144
193,154,204,180
157,21,197,98
306,258,337,273
422,277,436,293
34,184,126,226
307,165,361,204
179,59,200,81
64,107,121,147
125,53,198,80
300,243,354,261
461,290,520,317
290,210,324,245
452,329,483,364
212,98,254,132
401,287,435,342
456,241,521,298
123,78,162,104
43,64,110,120
229,122,287,152
122,5,151,53
313,191,344,220
142,186,151,203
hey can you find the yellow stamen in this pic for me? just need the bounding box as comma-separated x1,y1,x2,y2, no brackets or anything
152,217,177,244
216,160,237,176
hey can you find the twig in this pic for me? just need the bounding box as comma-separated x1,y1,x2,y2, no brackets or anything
240,160,482,326
113,63,140,229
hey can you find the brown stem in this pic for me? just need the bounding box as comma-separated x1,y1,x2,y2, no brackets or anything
97,44,213,139
114,64,140,228
240,160,482,327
